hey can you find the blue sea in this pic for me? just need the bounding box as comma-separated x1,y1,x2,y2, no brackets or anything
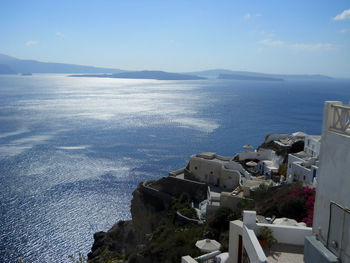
0,74,349,262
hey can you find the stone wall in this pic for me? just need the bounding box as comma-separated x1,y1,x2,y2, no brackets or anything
139,180,173,210
220,193,254,211
150,176,208,203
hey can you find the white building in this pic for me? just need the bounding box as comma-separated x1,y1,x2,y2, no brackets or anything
228,211,312,263
286,134,321,185
304,135,321,157
187,152,251,191
308,101,350,263
236,149,283,179
227,101,350,263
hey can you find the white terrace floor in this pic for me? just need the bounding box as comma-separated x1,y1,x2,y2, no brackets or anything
264,243,304,263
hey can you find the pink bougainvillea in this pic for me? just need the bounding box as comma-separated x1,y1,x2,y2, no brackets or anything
285,186,315,227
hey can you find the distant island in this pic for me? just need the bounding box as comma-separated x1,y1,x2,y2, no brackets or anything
0,53,335,80
217,73,283,81
185,69,334,81
70,70,206,80
0,64,17,74
0,53,123,74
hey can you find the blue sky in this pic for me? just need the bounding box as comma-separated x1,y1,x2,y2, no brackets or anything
1,0,350,77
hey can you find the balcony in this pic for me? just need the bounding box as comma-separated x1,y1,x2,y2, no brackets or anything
329,103,350,135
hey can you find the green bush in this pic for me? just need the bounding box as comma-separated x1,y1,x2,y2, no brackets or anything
168,193,195,222
257,227,277,249
278,197,306,222
144,225,203,262
179,207,198,219
251,184,269,200
207,206,235,240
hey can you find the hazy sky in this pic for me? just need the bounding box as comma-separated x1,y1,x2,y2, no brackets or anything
1,0,350,77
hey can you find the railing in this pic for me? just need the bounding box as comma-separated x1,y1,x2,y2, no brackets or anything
330,104,350,135
176,211,204,225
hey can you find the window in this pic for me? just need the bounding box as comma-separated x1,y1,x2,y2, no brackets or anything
194,166,197,170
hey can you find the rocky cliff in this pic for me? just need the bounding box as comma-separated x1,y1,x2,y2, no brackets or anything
88,177,207,262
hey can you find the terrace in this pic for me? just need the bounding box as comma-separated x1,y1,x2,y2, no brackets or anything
229,211,312,263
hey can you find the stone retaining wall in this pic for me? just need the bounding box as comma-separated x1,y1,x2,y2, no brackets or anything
150,176,208,203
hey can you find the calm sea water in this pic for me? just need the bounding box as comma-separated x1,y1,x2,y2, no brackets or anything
0,74,349,262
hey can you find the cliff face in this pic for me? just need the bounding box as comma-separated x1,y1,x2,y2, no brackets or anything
88,220,136,260
130,183,170,241
88,177,208,262
88,184,167,261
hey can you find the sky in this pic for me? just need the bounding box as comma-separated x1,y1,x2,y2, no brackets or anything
1,0,350,77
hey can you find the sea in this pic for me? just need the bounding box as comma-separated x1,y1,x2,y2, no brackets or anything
0,74,349,262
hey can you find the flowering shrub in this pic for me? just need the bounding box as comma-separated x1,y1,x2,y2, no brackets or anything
285,187,315,226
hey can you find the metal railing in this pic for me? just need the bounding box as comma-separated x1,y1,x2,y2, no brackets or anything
330,104,350,135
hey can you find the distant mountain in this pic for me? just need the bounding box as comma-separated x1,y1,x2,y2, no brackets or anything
218,73,283,81
0,53,123,74
70,70,206,80
0,64,17,74
186,69,334,80
0,53,336,80
185,69,239,79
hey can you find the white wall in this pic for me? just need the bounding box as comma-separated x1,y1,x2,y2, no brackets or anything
242,225,267,263
228,220,243,263
221,169,241,190
304,135,321,158
287,154,303,182
237,149,274,161
189,155,222,183
224,162,251,179
188,154,245,190
313,102,350,250
258,223,312,245
287,154,318,185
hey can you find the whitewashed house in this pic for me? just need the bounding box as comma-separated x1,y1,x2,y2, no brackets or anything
237,149,283,179
304,135,321,157
186,152,251,191
286,134,321,185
